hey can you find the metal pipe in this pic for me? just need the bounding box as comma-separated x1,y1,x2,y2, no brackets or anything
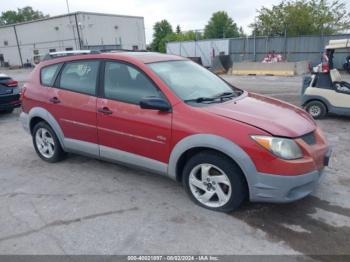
74,13,82,49
13,25,23,67
66,0,71,13
284,25,287,61
254,33,256,62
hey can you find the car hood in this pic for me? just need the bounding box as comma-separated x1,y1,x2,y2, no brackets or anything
204,92,316,137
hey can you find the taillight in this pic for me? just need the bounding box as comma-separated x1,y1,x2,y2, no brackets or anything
4,80,18,87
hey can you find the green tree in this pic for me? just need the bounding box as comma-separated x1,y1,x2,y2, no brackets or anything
176,25,181,34
204,11,240,39
0,6,48,25
250,0,350,37
180,30,203,41
239,26,246,37
151,20,173,52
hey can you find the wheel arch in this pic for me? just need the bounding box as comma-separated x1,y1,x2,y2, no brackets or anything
27,107,66,150
168,134,257,193
302,95,331,112
30,116,47,134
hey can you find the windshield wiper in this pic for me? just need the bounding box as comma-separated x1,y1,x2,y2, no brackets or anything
184,97,217,103
184,91,238,104
213,91,236,100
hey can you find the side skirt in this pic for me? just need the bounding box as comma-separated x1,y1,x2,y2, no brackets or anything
63,138,168,176
100,145,168,175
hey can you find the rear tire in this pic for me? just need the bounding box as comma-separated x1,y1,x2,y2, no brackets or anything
32,122,65,163
182,151,247,213
305,101,327,119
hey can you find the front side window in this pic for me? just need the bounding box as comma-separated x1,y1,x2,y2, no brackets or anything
59,60,99,95
104,61,160,104
41,63,61,86
148,60,238,102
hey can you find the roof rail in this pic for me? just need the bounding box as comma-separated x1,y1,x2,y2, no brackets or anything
41,49,149,61
42,50,101,61
99,48,148,53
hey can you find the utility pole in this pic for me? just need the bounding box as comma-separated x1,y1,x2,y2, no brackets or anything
65,0,78,50
74,13,82,49
13,25,23,67
66,0,70,13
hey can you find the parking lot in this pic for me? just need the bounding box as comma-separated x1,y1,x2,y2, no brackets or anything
0,68,350,258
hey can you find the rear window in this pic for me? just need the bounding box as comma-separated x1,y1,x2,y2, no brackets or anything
41,64,61,86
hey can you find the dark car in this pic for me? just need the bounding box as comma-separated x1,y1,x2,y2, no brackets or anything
0,73,21,113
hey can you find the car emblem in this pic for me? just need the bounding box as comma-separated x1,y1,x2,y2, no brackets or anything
156,135,167,141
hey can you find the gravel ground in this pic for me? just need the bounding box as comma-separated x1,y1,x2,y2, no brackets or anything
0,68,349,259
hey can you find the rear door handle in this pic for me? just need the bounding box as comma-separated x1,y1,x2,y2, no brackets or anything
98,107,113,115
49,97,60,104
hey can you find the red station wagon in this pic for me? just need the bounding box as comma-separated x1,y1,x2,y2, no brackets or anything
20,51,331,212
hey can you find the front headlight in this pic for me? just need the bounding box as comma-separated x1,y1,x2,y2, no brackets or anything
251,135,303,160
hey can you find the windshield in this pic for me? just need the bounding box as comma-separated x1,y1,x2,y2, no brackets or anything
147,60,239,103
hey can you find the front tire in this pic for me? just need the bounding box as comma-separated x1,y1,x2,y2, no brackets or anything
305,101,327,119
32,122,65,163
182,151,247,213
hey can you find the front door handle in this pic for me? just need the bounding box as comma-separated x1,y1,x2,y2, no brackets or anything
98,107,113,115
49,97,60,104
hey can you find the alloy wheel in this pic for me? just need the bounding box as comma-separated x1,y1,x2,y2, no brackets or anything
308,105,321,117
35,127,55,158
189,163,232,208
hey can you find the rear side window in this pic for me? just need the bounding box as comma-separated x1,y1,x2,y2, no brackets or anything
104,61,160,104
41,64,61,86
59,60,99,95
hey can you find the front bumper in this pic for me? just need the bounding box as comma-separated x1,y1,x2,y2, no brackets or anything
250,148,330,203
250,169,325,203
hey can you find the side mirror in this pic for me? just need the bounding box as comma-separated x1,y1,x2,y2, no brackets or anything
139,97,171,112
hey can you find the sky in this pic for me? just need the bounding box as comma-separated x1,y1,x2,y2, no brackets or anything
1,0,349,43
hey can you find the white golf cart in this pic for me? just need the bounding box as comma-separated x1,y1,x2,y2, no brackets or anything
302,39,350,119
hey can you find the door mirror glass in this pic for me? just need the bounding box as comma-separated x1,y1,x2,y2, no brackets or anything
139,97,171,112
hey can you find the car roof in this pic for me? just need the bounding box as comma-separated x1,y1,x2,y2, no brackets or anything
0,73,9,78
40,51,187,66
116,52,186,63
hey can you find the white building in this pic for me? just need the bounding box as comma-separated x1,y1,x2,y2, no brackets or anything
0,11,146,67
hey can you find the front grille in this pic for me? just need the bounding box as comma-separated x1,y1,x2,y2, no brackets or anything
301,132,316,145
0,94,20,104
